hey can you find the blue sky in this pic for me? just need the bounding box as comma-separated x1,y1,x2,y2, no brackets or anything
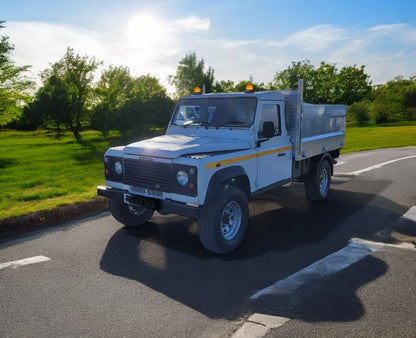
2,0,416,92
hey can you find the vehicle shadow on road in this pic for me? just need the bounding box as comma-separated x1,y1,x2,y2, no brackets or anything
100,177,402,321
248,254,388,322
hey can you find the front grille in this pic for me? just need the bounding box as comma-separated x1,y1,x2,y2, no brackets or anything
123,158,172,192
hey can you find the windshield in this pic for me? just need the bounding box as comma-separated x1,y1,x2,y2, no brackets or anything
172,97,257,128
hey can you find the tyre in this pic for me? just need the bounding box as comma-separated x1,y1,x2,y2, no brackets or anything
109,197,154,226
305,158,331,201
198,186,248,254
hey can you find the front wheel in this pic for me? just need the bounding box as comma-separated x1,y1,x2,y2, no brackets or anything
109,198,154,226
305,158,331,201
198,186,248,254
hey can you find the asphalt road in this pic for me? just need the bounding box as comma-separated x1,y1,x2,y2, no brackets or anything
1,147,415,338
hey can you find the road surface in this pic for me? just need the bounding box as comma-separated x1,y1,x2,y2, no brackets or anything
1,147,415,337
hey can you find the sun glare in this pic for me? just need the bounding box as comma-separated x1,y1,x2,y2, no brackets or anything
127,13,171,48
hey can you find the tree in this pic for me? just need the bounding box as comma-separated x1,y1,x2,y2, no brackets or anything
212,80,235,93
368,77,414,123
92,69,174,138
402,79,416,120
119,75,174,137
169,52,214,98
312,62,339,103
348,101,370,126
0,21,34,126
337,65,372,105
272,60,315,94
36,47,101,141
91,65,135,136
20,74,70,135
272,60,372,104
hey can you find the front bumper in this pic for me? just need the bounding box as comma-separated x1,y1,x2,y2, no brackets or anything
97,185,201,220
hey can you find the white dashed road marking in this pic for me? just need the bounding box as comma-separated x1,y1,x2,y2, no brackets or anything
250,239,379,300
337,155,416,176
231,313,290,338
0,255,50,270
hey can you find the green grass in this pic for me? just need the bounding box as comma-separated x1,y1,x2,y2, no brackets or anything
342,124,416,153
0,125,415,220
0,130,123,219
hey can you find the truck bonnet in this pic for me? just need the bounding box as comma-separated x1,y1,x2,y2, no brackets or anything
122,134,251,159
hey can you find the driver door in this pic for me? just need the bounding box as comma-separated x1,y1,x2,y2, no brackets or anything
256,102,292,190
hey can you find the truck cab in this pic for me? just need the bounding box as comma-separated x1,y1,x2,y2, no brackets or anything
98,80,346,254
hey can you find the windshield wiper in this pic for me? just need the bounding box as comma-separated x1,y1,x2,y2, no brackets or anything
182,120,212,127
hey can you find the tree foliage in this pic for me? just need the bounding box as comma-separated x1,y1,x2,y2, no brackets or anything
92,67,174,137
21,74,71,135
0,21,35,126
169,52,214,98
91,65,135,137
272,60,315,94
368,77,416,123
212,80,236,93
212,79,268,93
272,60,372,105
23,47,101,141
348,101,370,126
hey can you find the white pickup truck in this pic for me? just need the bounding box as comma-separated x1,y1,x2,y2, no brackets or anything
98,79,346,253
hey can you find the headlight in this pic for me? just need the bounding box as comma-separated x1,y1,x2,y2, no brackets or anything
115,161,123,175
176,170,189,186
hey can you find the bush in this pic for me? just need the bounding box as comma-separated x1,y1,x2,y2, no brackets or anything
348,101,369,126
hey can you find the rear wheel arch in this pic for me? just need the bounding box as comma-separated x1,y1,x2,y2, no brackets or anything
305,153,333,201
312,153,334,176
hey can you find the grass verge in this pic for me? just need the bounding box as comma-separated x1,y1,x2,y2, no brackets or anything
342,124,416,153
0,130,122,220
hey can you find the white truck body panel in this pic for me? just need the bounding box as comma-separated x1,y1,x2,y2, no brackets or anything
281,80,346,161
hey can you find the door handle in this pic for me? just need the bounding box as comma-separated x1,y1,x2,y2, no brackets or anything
278,152,286,157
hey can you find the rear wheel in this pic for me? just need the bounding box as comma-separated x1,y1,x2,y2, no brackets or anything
305,158,331,201
198,186,248,254
109,198,154,226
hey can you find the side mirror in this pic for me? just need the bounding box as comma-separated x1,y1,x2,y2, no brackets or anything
262,121,275,138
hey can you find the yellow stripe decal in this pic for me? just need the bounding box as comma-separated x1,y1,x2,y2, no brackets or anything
206,145,292,169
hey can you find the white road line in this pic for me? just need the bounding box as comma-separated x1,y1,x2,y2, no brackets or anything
0,255,50,270
251,240,379,300
337,155,416,176
353,237,416,251
403,205,416,222
231,313,290,338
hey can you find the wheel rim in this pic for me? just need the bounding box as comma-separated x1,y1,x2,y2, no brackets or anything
319,168,329,195
220,201,242,240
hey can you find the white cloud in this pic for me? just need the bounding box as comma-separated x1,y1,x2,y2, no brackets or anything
368,23,409,35
175,17,210,31
4,16,416,93
283,25,347,51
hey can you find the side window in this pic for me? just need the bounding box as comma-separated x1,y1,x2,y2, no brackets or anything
258,104,281,137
